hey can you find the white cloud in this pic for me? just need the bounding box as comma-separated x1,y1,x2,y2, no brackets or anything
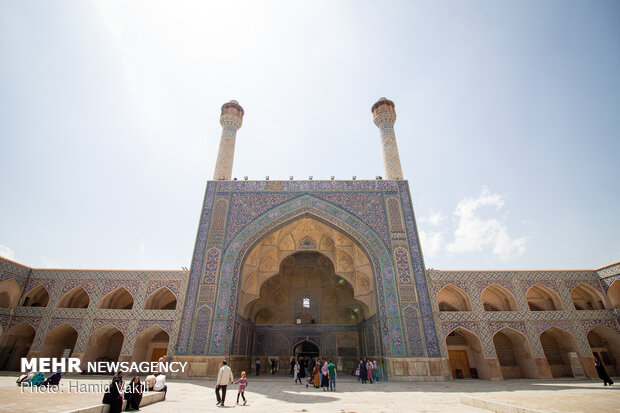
140,241,146,252
419,230,444,258
41,256,61,268
446,187,527,261
0,244,15,260
419,212,446,226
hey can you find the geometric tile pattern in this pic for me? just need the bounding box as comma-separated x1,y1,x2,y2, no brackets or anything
394,248,413,284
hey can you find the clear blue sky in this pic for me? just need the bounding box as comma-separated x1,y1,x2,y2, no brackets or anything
1,0,618,271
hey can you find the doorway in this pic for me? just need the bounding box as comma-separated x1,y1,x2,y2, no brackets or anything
294,340,319,359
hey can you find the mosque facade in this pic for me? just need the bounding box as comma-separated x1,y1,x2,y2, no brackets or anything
1,99,618,381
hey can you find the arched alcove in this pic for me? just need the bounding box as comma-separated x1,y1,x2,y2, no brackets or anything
98,287,134,309
526,284,564,311
56,286,90,308
39,324,78,359
0,279,20,308
445,327,489,379
81,325,124,371
587,326,620,377
481,285,518,311
131,326,169,363
0,322,36,370
21,285,49,307
492,328,538,379
539,327,581,377
570,284,608,310
143,287,177,310
607,280,620,309
437,285,473,311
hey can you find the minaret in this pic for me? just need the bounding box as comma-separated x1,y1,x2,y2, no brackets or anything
372,97,404,180
213,100,244,180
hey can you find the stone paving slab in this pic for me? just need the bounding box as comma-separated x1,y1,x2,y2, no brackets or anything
0,374,619,413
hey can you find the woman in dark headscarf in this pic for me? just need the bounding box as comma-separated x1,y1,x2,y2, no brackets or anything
102,372,124,413
359,359,368,384
595,357,614,386
124,376,143,411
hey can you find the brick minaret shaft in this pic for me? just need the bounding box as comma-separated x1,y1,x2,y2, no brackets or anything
213,100,244,180
372,97,404,180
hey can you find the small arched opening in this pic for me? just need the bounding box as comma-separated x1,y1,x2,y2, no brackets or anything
446,327,489,379
144,287,177,310
492,328,538,379
131,326,169,363
571,284,608,310
56,286,90,308
0,279,21,308
81,325,124,372
39,324,78,359
481,284,518,311
587,326,620,377
437,284,473,311
294,340,320,359
539,327,581,377
0,322,36,370
21,285,50,307
526,284,564,311
98,287,134,309
607,280,620,309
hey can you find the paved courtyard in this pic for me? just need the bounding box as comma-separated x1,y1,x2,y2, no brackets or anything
0,374,618,413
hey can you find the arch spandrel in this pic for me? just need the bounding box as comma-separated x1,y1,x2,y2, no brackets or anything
205,195,410,357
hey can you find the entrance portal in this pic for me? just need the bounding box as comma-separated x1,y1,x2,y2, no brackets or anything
294,340,319,359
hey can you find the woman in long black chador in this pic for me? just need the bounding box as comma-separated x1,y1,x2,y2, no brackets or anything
102,372,124,413
358,359,368,384
124,376,143,411
594,358,614,386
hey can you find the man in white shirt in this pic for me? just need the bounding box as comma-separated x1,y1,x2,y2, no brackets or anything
215,360,234,407
153,372,167,399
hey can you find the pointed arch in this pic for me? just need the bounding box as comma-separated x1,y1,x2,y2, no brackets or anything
571,283,608,310
492,327,538,379
21,285,49,307
40,323,78,359
98,286,134,309
539,327,581,377
587,325,620,376
445,326,489,379
607,280,620,309
526,284,564,311
0,322,36,370
437,284,473,311
81,325,124,371
0,279,20,308
143,287,177,310
132,325,170,363
56,286,90,308
481,284,518,311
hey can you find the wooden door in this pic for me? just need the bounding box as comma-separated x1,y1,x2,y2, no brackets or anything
448,350,471,378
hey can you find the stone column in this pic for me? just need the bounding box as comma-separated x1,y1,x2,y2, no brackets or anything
372,97,404,180
213,100,244,181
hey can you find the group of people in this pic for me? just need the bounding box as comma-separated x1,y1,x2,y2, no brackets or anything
102,370,167,412
355,359,379,383
215,360,249,407
16,369,62,387
290,357,337,391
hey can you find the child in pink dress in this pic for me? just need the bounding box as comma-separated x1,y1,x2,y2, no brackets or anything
234,371,248,405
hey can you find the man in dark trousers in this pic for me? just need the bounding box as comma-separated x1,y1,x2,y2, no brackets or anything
215,360,234,407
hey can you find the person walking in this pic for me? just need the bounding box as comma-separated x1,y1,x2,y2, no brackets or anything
270,358,277,375
595,358,614,386
327,360,337,392
234,371,248,405
290,358,295,377
294,360,302,384
215,360,234,407
255,358,261,376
